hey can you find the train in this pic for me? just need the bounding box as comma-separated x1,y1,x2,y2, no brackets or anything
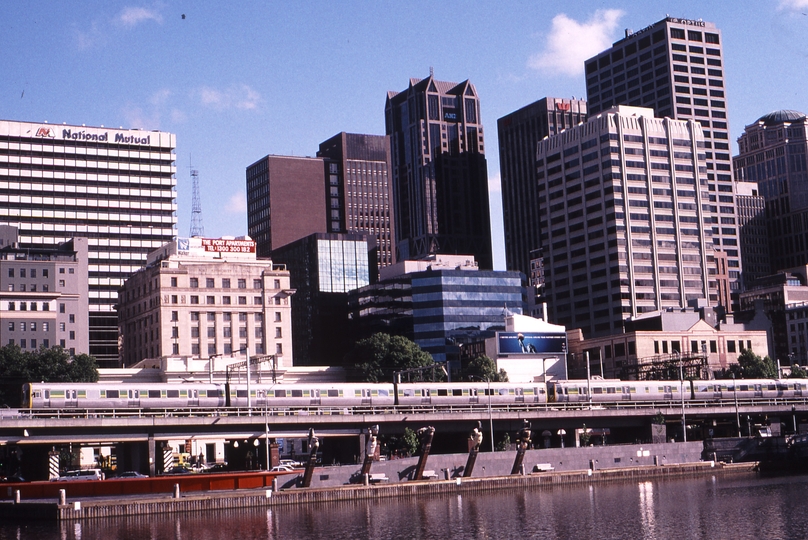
21,377,808,410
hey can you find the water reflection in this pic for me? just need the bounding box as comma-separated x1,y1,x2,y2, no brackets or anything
7,473,808,539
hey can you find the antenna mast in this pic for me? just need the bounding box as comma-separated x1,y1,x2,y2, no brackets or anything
189,161,204,237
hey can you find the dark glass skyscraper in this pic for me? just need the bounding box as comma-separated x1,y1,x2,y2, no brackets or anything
385,74,492,269
498,97,587,280
585,17,741,310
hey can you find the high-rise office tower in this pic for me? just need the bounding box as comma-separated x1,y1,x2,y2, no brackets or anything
317,133,395,271
498,97,587,280
733,181,770,287
385,74,492,270
537,106,724,338
246,155,327,257
734,110,808,273
585,17,741,310
0,120,176,366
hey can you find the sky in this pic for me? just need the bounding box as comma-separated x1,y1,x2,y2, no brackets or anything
1,1,806,270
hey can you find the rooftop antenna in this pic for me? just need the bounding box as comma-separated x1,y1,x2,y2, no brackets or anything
429,66,434,77
189,157,204,237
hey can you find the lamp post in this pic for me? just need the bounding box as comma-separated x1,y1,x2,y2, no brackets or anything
471,375,495,453
679,354,686,443
732,373,740,437
585,351,592,410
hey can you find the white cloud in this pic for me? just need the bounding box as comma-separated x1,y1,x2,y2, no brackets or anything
225,192,247,214
779,0,808,11
117,6,163,27
488,172,501,194
528,9,624,77
195,84,261,111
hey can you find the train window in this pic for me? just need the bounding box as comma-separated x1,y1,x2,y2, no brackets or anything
767,384,776,391
274,390,286,398
327,390,339,397
437,389,448,396
593,388,603,394
148,390,160,398
106,390,120,398
607,387,616,394
379,389,389,397
167,390,180,398
797,383,803,391
664,386,672,393
236,390,248,398
291,390,303,398
403,389,414,397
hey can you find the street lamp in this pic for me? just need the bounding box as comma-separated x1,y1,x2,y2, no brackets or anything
470,375,495,453
732,373,740,437
678,354,686,443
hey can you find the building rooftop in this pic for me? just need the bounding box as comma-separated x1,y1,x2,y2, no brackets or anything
756,110,806,125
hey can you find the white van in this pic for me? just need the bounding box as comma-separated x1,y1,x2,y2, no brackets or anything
55,469,103,481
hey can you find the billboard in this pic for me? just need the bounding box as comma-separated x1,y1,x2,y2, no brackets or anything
201,238,256,253
497,332,567,355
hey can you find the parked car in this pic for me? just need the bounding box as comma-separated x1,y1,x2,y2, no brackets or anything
54,469,103,481
161,466,193,475
115,471,147,478
279,459,304,468
203,463,229,473
0,474,26,483
269,465,295,473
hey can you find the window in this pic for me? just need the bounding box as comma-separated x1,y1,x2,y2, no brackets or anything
30,322,36,332
239,313,247,322
253,296,262,305
20,269,25,278
239,327,247,338
238,296,247,305
60,303,65,313
190,278,199,288
69,314,75,323
171,311,179,321
207,313,216,321
69,331,75,340
222,296,231,305
275,312,282,322
60,322,66,331
276,344,283,354
170,277,178,287
171,327,179,338
224,343,232,354
254,313,263,322
255,327,263,338
172,343,179,354
206,296,215,305
43,269,48,277
274,279,281,289
7,303,13,311
59,280,65,287
20,322,26,332
43,339,49,348
7,269,12,277
207,327,216,338
223,312,232,322
68,268,74,274
43,322,48,331
59,268,65,274
191,327,200,338
223,327,232,338
192,343,200,355
208,344,216,355
275,327,282,338
238,279,246,289
30,339,36,349
191,312,200,321
7,322,13,331
190,295,199,304
253,279,262,289
727,340,736,353
206,278,215,288
171,295,178,304
42,303,49,311
20,339,26,349
222,279,231,289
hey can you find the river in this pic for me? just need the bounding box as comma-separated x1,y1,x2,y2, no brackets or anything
2,472,807,539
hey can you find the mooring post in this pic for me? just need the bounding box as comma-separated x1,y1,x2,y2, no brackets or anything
173,483,180,499
59,489,66,505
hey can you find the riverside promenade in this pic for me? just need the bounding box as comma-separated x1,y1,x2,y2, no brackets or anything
0,442,757,522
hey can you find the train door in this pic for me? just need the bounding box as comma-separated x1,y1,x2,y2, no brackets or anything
187,389,199,407
662,386,673,400
127,389,142,408
621,385,632,401
469,387,479,405
63,389,78,407
796,383,804,398
361,389,372,406
420,388,431,405
713,385,723,400
310,389,321,406
514,387,524,403
753,384,763,398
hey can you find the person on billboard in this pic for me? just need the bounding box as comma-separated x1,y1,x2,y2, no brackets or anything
517,333,537,353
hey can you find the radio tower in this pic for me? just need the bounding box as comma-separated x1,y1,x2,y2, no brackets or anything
189,164,204,237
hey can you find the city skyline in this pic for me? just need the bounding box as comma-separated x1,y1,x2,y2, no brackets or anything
1,2,806,270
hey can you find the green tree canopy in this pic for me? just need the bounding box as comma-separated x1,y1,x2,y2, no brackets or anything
463,355,508,382
0,345,98,406
789,365,808,379
735,349,778,379
346,333,439,383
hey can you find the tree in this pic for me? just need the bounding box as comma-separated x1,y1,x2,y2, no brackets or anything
735,349,778,379
346,333,439,383
789,365,808,379
464,355,508,382
0,345,99,406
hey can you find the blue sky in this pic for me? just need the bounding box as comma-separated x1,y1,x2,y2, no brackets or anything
1,1,806,269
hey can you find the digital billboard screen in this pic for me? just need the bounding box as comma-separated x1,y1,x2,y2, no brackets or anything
497,332,567,355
